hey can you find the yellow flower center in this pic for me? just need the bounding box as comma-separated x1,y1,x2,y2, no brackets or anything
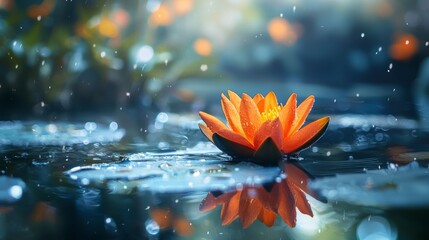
261,105,282,122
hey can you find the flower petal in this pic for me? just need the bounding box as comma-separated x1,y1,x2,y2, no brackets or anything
289,182,313,217
228,90,241,111
239,188,263,228
253,118,283,150
239,93,262,141
282,116,329,154
221,94,244,135
279,93,297,138
257,208,277,227
199,111,228,132
199,192,218,212
288,95,314,136
199,123,213,142
221,191,241,225
263,91,278,112
212,132,255,158
253,93,264,105
253,138,283,166
277,182,297,227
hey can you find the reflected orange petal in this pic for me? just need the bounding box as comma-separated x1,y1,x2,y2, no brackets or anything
239,94,262,141
282,116,329,153
239,194,263,228
221,94,244,135
221,192,241,225
279,93,297,138
199,192,218,212
288,95,314,136
199,123,213,142
228,90,241,111
263,91,278,112
257,208,277,227
289,182,313,217
199,112,227,133
277,182,297,227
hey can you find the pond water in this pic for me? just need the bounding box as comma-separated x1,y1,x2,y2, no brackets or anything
0,116,428,240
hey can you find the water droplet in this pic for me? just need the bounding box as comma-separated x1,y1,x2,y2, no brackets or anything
37,16,41,21
405,40,409,45
109,122,118,131
280,13,283,17
100,51,106,58
356,93,360,97
136,45,154,63
200,64,208,71
126,92,130,97
145,220,160,235
293,6,296,13
426,41,428,47
326,151,331,157
361,33,365,38
389,63,393,69
9,185,23,199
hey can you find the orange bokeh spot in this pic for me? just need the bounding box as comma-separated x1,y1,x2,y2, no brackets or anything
268,18,298,46
149,4,173,26
389,34,419,61
98,17,119,38
113,8,130,28
173,218,193,236
194,38,212,56
150,209,172,229
27,0,54,19
172,0,193,15
374,0,393,17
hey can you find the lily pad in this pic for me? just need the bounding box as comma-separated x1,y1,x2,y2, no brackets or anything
0,121,125,146
65,146,280,194
309,162,429,208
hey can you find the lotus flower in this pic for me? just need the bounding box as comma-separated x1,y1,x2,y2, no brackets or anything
199,91,329,165
199,163,318,228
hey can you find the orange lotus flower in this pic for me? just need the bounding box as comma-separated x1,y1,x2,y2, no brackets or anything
199,91,329,165
199,163,317,228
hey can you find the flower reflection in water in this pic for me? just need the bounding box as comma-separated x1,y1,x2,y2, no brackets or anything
200,162,321,228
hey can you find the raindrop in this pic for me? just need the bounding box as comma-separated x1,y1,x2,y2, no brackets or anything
389,63,393,69
426,41,428,47
326,151,331,157
109,122,118,131
145,220,159,235
136,45,154,63
41,101,45,107
361,33,365,38
356,93,360,97
9,185,23,199
280,13,283,17
37,16,41,21
100,51,106,58
200,64,208,71
84,122,97,132
293,6,296,13
405,40,409,45
126,92,130,97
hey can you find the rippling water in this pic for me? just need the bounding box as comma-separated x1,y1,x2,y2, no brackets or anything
0,117,428,239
